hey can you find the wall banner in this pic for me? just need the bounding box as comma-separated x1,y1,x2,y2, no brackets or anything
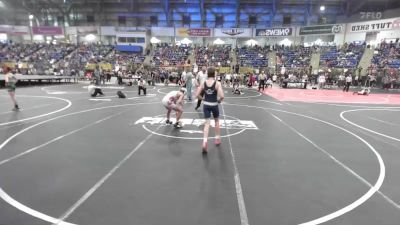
349,17,400,33
299,24,343,35
176,28,211,37
32,26,63,35
214,28,252,37
0,25,29,35
255,28,293,36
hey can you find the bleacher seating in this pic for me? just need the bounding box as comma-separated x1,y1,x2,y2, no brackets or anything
64,44,113,71
276,45,311,68
153,45,190,67
371,42,400,69
0,43,43,62
195,46,231,67
320,44,364,68
238,46,269,67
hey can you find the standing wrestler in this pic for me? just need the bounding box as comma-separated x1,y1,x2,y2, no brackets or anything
4,67,20,111
196,67,224,153
162,88,186,128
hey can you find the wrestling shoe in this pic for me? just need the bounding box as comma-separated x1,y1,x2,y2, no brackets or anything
174,122,183,128
202,142,208,154
12,105,20,111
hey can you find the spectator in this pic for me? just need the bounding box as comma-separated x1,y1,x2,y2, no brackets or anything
138,78,147,96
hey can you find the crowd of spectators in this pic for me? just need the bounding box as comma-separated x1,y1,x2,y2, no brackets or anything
152,44,190,67
0,43,43,62
371,41,400,69
195,45,232,67
29,44,77,74
237,46,269,67
276,45,311,68
63,44,114,71
2,42,400,91
319,43,365,68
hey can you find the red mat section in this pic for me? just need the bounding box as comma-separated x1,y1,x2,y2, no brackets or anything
263,88,400,105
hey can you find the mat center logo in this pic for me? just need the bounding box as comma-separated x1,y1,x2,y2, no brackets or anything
135,114,258,139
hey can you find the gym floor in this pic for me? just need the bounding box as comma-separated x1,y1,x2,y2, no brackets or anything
0,84,399,225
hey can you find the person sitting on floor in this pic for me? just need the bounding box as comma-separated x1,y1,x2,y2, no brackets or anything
265,78,273,88
88,84,104,97
353,87,370,96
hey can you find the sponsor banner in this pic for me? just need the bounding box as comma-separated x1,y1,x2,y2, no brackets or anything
32,26,63,35
116,27,147,33
299,24,343,35
11,26,30,35
77,26,98,35
214,28,252,37
176,28,211,37
349,17,400,33
151,27,175,36
0,25,12,33
255,28,293,36
100,26,116,36
0,25,29,35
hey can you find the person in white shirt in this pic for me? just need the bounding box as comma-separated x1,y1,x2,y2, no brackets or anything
302,74,308,89
354,75,359,86
318,74,326,89
88,84,104,97
338,74,345,88
258,71,266,92
195,66,208,110
162,88,186,128
343,74,352,92
181,70,187,86
266,78,273,88
225,73,231,87
272,74,277,83
184,67,194,101
193,63,198,73
138,78,147,95
369,74,376,87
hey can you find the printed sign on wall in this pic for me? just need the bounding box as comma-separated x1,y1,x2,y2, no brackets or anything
32,26,63,35
255,28,293,36
0,25,29,35
349,17,400,32
176,28,211,37
299,24,343,35
214,28,252,37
